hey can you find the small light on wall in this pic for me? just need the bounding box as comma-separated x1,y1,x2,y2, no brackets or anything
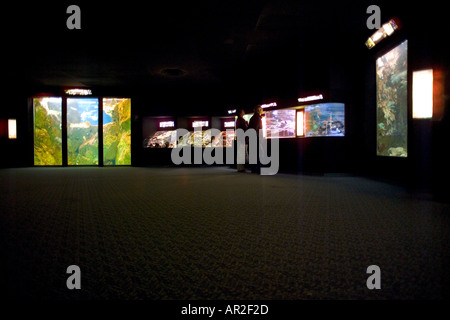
296,111,304,136
413,69,433,119
8,119,17,139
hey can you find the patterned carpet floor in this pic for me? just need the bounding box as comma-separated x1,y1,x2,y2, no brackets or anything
1,167,449,300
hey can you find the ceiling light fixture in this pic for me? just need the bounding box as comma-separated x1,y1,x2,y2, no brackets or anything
365,18,400,49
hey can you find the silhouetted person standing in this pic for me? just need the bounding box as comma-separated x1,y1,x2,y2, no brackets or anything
248,106,263,174
235,109,248,172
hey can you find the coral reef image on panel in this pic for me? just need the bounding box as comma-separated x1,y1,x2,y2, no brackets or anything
304,103,345,137
34,97,63,166
143,130,177,148
103,98,131,165
376,40,408,157
67,98,99,165
177,131,212,147
265,109,296,138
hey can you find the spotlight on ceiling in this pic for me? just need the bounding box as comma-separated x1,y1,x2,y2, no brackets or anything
365,18,400,49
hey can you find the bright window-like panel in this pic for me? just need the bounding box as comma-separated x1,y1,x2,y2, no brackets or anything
304,103,345,137
413,69,433,119
8,119,17,139
67,98,99,165
103,98,131,165
34,97,63,165
296,110,304,136
264,109,296,138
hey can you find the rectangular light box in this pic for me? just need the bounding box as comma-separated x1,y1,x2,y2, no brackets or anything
296,110,304,137
8,119,17,139
413,69,433,119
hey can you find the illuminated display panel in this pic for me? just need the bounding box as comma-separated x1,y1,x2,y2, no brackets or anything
144,130,177,148
103,98,131,165
34,97,63,165
67,98,99,165
413,69,433,119
376,40,408,157
264,109,296,138
176,130,212,147
177,131,193,147
304,103,345,137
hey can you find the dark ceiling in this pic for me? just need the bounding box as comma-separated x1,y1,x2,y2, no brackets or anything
4,1,373,86
2,0,445,113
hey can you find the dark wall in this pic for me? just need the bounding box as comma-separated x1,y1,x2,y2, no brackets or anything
359,4,450,199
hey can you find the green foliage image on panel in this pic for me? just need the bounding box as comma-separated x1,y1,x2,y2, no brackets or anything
376,40,408,157
67,98,99,165
103,98,131,165
34,97,63,166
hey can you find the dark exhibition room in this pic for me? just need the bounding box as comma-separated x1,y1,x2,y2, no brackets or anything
1,0,449,311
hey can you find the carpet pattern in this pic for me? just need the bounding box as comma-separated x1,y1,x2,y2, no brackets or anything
1,167,449,299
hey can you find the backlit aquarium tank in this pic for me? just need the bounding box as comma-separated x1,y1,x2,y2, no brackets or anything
211,130,235,147
304,103,345,137
264,109,296,138
376,40,408,157
144,130,177,148
176,130,212,147
34,97,63,166
67,98,99,165
103,98,131,165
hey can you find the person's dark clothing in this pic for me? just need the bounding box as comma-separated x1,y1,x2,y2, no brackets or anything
248,113,262,132
235,116,248,131
248,113,263,173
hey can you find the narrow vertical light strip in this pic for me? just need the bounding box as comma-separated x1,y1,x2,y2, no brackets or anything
296,111,304,136
262,115,267,138
8,119,16,139
413,69,433,119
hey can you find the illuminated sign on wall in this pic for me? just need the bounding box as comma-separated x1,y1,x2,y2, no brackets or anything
192,121,209,128
413,69,433,119
261,102,277,109
160,121,175,128
65,89,92,96
298,94,323,103
8,119,17,139
224,121,235,128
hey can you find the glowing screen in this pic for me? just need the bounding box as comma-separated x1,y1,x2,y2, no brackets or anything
304,103,345,137
144,130,177,148
34,97,63,165
264,109,296,138
103,98,131,165
376,40,408,157
67,98,99,165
